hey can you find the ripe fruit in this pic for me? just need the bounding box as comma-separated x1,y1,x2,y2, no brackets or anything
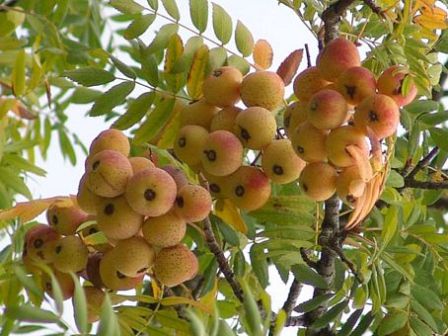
142,211,187,248
85,150,133,198
43,269,75,300
203,66,243,107
201,130,243,176
125,168,177,217
96,196,143,240
377,65,417,106
110,237,155,277
210,106,242,132
24,224,60,263
203,172,228,199
52,235,89,273
234,107,276,150
162,165,189,190
180,99,219,129
336,165,366,203
227,166,271,211
129,157,156,174
46,202,88,236
354,94,400,139
326,126,369,167
173,125,209,167
307,89,348,130
154,244,199,287
89,129,130,157
317,37,361,81
174,184,212,222
84,286,105,323
299,162,337,201
290,122,328,162
261,139,306,184
283,101,308,135
77,174,103,215
99,249,145,291
240,71,285,110
336,66,376,106
293,66,330,102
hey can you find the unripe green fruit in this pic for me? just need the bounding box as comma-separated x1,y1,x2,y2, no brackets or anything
129,157,156,174
201,130,243,176
125,168,177,217
52,235,89,273
174,125,209,167
210,106,242,132
142,211,187,248
99,249,145,291
180,99,219,129
203,66,243,107
46,202,89,236
335,66,376,106
24,224,60,264
308,89,348,130
174,184,212,222
43,269,75,301
77,174,103,215
86,150,133,198
299,162,337,201
234,106,276,150
227,166,271,211
154,244,199,287
261,139,306,184
240,71,285,110
110,237,155,277
283,101,308,136
293,66,330,102
325,126,369,167
89,129,130,157
96,196,143,240
290,122,328,163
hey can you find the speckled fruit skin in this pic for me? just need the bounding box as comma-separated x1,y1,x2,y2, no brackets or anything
77,174,103,215
180,99,220,130
227,166,271,211
377,65,417,107
325,126,369,168
240,71,285,111
201,130,243,176
89,129,130,157
52,235,89,273
283,101,308,136
174,184,212,222
234,106,277,150
293,66,330,103
99,249,145,291
335,66,377,106
154,244,199,287
142,211,186,248
261,139,306,184
174,125,209,167
203,66,243,107
109,237,155,277
129,157,156,174
316,37,361,82
96,196,143,240
354,94,400,139
43,269,75,300
210,106,242,132
125,168,177,217
24,224,60,264
307,89,348,130
299,162,337,201
290,122,328,163
85,150,133,198
46,202,89,236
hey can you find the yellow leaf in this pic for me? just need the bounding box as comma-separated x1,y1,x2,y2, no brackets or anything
0,196,72,223
161,296,213,314
199,279,218,313
253,39,273,70
151,279,162,299
164,34,184,73
11,49,26,96
187,45,209,100
214,199,247,234
414,8,448,30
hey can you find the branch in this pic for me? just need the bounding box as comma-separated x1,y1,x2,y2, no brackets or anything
361,0,384,16
404,179,448,190
282,279,303,317
321,0,356,43
404,147,440,181
285,315,307,327
300,247,318,269
203,216,244,302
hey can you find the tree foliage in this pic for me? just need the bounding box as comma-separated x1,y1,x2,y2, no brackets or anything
0,0,448,335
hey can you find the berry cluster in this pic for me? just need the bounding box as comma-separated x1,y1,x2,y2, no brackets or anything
285,37,416,203
175,66,306,211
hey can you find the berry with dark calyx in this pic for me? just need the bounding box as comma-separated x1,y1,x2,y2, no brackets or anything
299,162,337,201
46,201,89,236
173,125,209,167
335,66,376,106
203,66,243,107
109,237,155,277
174,184,212,222
307,89,348,130
290,122,328,163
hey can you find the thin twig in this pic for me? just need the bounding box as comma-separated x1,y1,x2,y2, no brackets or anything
404,179,448,190
405,147,440,181
300,248,318,269
282,279,303,317
362,0,384,16
304,43,312,68
331,243,363,283
285,315,307,327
